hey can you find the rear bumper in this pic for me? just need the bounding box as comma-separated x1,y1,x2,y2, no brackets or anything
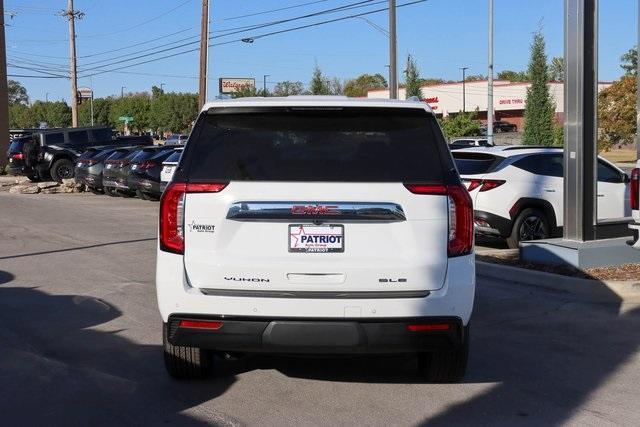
130,175,162,195
167,315,464,353
156,250,475,327
474,210,512,237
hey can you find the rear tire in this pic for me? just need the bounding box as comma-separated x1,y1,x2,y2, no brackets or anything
163,323,212,380
26,174,40,182
506,207,550,249
418,326,469,383
88,186,103,195
50,158,75,182
135,189,149,200
104,186,119,197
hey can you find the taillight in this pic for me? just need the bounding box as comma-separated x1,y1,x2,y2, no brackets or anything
466,179,504,192
178,319,223,330
631,168,639,210
407,323,451,332
467,179,482,191
159,181,228,254
138,160,156,170
11,153,24,160
479,179,505,192
404,183,474,257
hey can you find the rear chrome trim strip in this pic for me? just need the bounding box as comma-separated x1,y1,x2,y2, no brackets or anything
226,202,406,222
199,289,429,299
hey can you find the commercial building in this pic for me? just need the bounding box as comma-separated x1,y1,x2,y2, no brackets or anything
367,80,612,129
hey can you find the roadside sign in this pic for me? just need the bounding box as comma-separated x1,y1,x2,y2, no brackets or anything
78,86,93,99
219,77,255,94
118,116,134,122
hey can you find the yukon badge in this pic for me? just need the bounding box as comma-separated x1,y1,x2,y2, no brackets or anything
187,220,215,233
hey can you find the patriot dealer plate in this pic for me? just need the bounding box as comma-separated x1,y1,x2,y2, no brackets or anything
288,224,344,253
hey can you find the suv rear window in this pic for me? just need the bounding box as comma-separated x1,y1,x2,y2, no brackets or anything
452,152,503,175
165,151,182,163
131,148,167,162
184,107,446,182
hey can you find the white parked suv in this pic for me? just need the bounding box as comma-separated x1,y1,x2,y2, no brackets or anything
628,162,639,248
159,148,182,193
156,96,475,382
452,146,631,248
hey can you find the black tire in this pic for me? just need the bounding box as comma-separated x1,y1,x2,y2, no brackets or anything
50,158,75,182
163,323,212,380
26,174,41,182
506,207,550,249
88,186,103,195
135,189,149,200
104,186,119,197
418,326,469,383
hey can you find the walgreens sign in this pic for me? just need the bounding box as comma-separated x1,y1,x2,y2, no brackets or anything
219,78,255,94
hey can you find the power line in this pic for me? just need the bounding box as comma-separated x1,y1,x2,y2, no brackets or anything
79,0,194,38
78,0,427,78
78,0,382,72
211,0,332,22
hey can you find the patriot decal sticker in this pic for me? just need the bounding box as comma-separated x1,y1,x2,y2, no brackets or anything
288,224,344,253
187,220,215,233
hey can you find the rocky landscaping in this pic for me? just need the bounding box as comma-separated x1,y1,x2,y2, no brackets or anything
0,176,86,194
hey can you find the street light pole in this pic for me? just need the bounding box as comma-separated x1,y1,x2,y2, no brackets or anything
160,83,165,92
487,0,494,145
460,67,469,113
121,86,125,98
263,74,270,96
45,93,49,102
388,0,398,99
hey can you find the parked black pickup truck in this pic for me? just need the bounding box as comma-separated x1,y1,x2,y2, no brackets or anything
6,127,152,182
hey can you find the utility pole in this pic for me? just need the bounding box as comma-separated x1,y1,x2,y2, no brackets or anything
388,0,398,99
0,0,9,168
62,0,82,128
121,86,125,98
487,0,494,145
460,67,469,113
198,0,209,109
263,74,270,96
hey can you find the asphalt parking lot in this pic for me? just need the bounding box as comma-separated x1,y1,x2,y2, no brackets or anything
1,192,640,426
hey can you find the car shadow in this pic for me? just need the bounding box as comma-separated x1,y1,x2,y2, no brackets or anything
419,275,640,425
0,279,237,426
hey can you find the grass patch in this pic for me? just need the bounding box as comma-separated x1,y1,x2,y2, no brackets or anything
599,149,637,164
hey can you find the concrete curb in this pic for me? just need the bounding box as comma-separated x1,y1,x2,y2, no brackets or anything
477,261,640,303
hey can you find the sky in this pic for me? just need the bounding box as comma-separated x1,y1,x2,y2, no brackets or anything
4,0,638,103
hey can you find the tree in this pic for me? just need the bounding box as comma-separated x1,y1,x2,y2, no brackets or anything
29,101,72,127
7,80,28,105
621,47,637,76
438,112,482,138
420,78,449,86
598,76,636,151
273,81,305,96
497,70,529,82
548,56,564,82
522,30,555,146
78,97,114,127
465,74,487,82
328,77,343,95
231,85,260,98
404,55,423,99
343,73,387,97
309,65,331,95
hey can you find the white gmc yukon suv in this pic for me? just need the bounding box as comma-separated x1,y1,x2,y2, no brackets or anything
156,96,475,382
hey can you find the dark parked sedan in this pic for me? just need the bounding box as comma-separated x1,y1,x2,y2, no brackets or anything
75,145,142,194
128,147,178,200
102,148,144,197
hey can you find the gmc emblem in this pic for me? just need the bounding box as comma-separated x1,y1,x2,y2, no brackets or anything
291,205,339,215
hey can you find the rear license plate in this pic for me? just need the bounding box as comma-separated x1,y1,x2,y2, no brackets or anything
289,224,344,253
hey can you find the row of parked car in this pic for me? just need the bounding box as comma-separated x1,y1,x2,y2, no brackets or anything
75,144,181,200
